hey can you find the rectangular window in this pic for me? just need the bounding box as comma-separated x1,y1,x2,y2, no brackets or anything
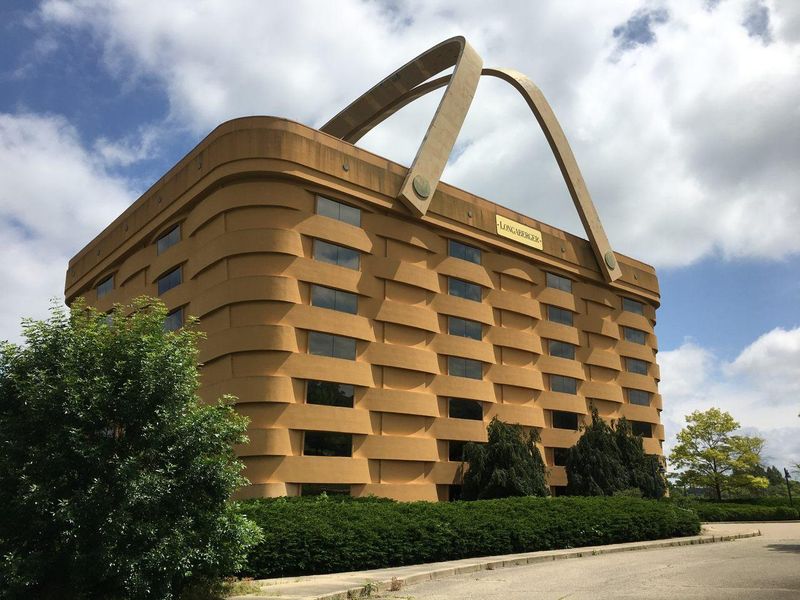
546,305,573,326
448,277,482,302
622,297,645,315
552,410,579,430
316,196,361,226
313,239,360,270
308,331,357,360
622,326,647,345
448,239,481,264
96,275,113,299
163,307,184,332
311,285,357,314
625,357,649,375
448,316,482,340
548,339,576,360
447,356,483,380
630,421,653,437
546,272,572,293
448,440,467,461
300,483,350,496
157,224,181,254
627,388,652,406
306,380,355,408
157,266,182,295
448,398,483,421
303,431,352,457
553,447,570,467
550,374,578,395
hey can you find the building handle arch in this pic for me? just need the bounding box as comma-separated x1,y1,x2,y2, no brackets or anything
322,40,622,282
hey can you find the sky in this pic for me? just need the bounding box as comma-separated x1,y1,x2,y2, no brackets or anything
1,0,798,470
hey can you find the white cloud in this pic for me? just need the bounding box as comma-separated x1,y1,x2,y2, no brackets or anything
32,0,800,269
660,328,800,469
0,113,133,344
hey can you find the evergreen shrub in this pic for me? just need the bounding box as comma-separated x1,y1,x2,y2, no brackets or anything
673,499,799,521
237,495,700,578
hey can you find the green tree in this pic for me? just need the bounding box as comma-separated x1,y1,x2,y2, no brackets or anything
565,410,665,499
0,298,262,600
461,417,549,499
765,465,785,487
669,407,767,500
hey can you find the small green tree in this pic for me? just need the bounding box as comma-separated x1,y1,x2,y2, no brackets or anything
669,407,767,500
461,417,549,499
0,299,262,600
565,410,665,499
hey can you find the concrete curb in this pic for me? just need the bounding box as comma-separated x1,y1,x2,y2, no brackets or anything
232,530,761,600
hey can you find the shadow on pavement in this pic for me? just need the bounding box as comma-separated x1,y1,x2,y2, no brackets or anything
765,544,800,554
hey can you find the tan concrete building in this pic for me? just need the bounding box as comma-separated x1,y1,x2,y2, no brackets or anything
65,38,663,501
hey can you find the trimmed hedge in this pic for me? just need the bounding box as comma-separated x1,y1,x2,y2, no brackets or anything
689,502,799,522
236,496,700,578
703,497,796,507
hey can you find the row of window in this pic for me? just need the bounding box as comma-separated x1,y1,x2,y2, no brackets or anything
307,329,652,404
312,197,647,314
305,381,651,425
298,418,656,459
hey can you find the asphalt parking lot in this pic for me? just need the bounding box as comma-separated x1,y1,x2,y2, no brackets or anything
379,523,800,600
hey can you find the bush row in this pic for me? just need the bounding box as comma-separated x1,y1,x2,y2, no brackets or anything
689,502,799,522
236,496,700,578
699,497,796,507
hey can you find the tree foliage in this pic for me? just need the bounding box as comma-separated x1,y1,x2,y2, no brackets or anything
0,298,262,600
461,417,549,499
669,407,767,500
565,410,666,499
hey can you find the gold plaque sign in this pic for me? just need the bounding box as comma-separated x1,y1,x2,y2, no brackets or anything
495,215,543,250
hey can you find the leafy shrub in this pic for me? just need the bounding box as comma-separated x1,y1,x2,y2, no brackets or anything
674,500,799,521
704,497,796,507
237,495,700,578
0,299,262,600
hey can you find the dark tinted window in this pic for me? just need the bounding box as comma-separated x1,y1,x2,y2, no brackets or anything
552,410,579,430
448,277,481,302
627,389,651,406
303,431,352,457
550,374,578,394
549,340,576,359
306,380,355,408
546,272,572,292
449,485,463,501
626,357,649,375
447,356,482,379
96,275,113,299
553,447,570,467
448,316,482,340
448,239,481,264
316,196,361,226
630,421,653,437
547,305,573,326
164,307,183,332
449,440,466,461
448,398,483,421
157,266,182,295
300,483,350,496
308,332,357,360
622,297,645,315
313,239,360,270
311,285,357,314
157,224,180,254
622,326,647,344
